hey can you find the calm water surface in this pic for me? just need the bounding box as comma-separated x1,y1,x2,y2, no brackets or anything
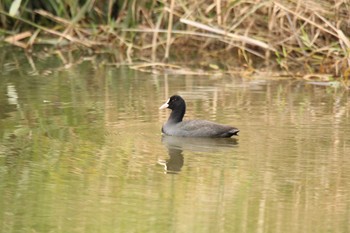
0,55,350,233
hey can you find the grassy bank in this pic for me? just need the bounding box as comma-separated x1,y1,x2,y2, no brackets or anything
0,0,349,80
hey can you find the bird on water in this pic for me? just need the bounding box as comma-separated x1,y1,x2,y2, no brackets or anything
159,95,239,138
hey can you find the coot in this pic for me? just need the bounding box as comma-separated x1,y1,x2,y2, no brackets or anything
159,95,239,138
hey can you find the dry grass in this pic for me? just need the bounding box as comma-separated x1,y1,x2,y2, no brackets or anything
0,0,350,81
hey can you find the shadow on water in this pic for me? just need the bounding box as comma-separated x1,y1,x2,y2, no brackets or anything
159,135,238,174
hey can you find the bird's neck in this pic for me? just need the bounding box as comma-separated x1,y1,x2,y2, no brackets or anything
168,106,186,123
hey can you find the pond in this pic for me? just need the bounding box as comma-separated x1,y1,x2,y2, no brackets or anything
0,53,350,233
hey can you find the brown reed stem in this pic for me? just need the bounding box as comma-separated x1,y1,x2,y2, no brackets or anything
165,0,175,60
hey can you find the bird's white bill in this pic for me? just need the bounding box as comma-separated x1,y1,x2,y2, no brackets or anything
159,99,169,109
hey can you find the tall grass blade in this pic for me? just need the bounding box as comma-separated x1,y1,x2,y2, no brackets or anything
9,0,22,16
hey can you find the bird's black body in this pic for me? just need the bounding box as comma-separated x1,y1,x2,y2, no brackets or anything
159,95,239,138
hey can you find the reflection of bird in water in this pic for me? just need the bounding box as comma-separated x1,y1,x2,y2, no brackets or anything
158,135,238,174
162,135,238,152
158,147,184,174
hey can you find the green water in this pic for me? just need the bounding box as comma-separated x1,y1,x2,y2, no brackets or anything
0,53,350,233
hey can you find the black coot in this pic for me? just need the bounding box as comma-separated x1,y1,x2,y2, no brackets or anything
159,95,239,138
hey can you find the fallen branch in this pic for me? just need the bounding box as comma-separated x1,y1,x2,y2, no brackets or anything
180,18,275,51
